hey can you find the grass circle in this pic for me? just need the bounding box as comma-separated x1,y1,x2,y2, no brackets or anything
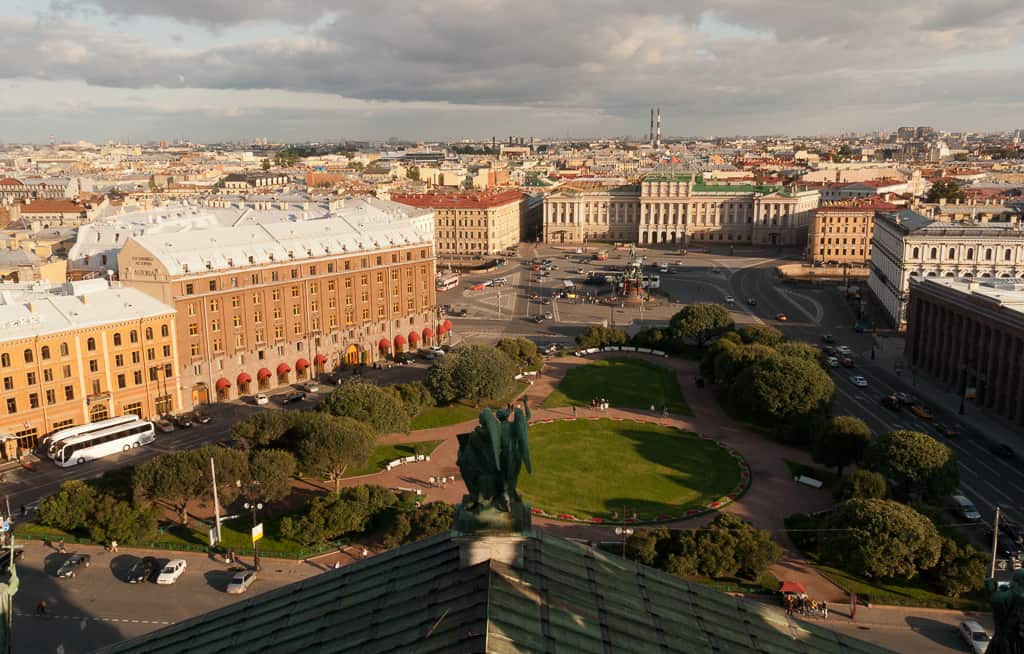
517,418,745,523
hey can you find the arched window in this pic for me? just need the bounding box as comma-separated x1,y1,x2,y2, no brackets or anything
0,353,9,368
87,337,96,351
23,349,33,364
912,247,920,258
59,342,69,356
948,247,955,259
966,248,974,261
161,324,169,338
930,247,937,259
145,327,153,340
129,330,138,344
40,346,51,360
113,333,122,346
985,248,993,261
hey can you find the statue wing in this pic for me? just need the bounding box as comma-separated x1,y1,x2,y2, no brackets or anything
480,408,502,471
514,408,532,474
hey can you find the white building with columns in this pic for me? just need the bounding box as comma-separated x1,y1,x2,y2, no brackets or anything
542,173,819,247
868,209,1024,328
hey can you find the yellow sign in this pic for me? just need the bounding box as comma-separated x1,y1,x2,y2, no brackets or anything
251,523,264,543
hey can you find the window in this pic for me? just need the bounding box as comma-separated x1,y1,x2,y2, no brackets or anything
1006,249,1013,261
23,349,33,364
43,368,53,382
327,280,336,291
252,293,261,305
949,247,955,259
967,248,974,260
62,365,71,378
129,330,138,344
26,371,37,385
145,327,153,340
187,303,196,317
209,280,218,291
190,343,201,356
163,345,171,357
131,351,140,364
89,359,99,373
164,363,173,378
985,248,993,261
46,389,56,405
930,247,937,259
291,286,300,298
231,296,241,308
161,324,169,337
912,247,919,259
292,305,301,316
60,342,69,356
147,348,156,361
2,377,11,390
185,283,194,295
253,311,263,323
91,380,101,395
133,370,142,385
211,319,221,332
41,345,51,360
113,333,123,346
272,289,281,301
29,393,39,409
0,353,8,368
5,399,15,414
115,354,124,367
209,300,219,311
189,323,199,336
53,418,74,430
117,374,126,389
64,386,74,401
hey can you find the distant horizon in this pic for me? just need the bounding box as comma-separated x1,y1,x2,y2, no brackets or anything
2,1,1024,143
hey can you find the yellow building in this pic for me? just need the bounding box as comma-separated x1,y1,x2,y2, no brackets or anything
808,199,897,266
392,191,526,256
0,279,180,457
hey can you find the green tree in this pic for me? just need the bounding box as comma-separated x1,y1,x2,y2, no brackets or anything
864,430,959,501
575,325,628,349
737,324,784,347
822,499,942,580
89,495,158,545
670,304,734,347
37,480,96,532
833,470,887,502
387,381,435,415
630,328,673,352
426,345,516,405
230,411,294,450
134,450,207,525
321,380,411,434
496,337,543,371
407,166,420,181
261,158,271,171
733,356,834,421
773,341,821,362
713,343,779,385
625,529,662,566
405,502,454,543
926,179,967,203
280,485,397,545
247,449,297,503
928,538,987,598
298,416,376,492
700,333,742,379
425,353,460,404
813,416,872,476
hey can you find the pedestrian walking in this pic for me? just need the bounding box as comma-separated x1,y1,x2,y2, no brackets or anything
110,540,118,553
57,539,66,554
572,406,577,418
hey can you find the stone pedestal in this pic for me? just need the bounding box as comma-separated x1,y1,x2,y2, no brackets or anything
453,496,532,569
452,495,532,534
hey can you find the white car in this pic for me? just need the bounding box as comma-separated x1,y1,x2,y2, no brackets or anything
156,559,187,585
304,382,320,393
226,570,257,595
951,494,982,521
959,620,990,654
825,356,840,368
849,375,868,388
835,345,852,356
254,393,269,405
724,295,735,304
543,312,553,320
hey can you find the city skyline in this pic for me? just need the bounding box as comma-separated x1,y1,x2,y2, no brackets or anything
2,0,1024,142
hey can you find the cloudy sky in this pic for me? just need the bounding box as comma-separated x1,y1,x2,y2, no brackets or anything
2,0,1024,143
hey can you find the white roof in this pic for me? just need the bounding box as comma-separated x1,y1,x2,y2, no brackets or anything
0,279,174,342
68,197,434,275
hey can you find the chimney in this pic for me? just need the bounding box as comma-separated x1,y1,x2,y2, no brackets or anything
28,302,38,313
649,108,654,147
656,108,661,148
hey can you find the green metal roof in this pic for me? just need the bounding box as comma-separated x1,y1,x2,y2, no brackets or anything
97,531,894,654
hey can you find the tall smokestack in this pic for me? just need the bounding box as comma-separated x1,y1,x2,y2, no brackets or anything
656,108,661,149
650,108,654,147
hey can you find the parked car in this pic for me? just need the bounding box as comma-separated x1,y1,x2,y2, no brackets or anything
533,315,546,324
825,356,840,368
822,334,836,344
153,418,175,433
933,422,961,438
156,559,187,585
909,404,934,420
834,345,852,356
992,443,1016,459
951,494,982,521
426,346,445,359
894,392,918,405
959,620,991,654
576,268,585,274
281,391,306,404
880,394,901,410
822,345,836,356
746,298,757,306
170,414,193,429
840,357,855,368
56,553,91,579
775,313,788,321
455,308,468,317
226,570,258,595
543,312,553,320
192,410,212,424
127,556,157,584
304,381,320,393
849,375,868,388
724,295,735,304
253,393,269,405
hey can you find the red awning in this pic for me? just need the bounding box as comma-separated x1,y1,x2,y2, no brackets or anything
408,331,420,343
277,363,291,375
422,327,434,339
296,358,310,370
379,338,391,349
314,354,328,364
779,581,806,595
257,368,272,379
394,335,407,346
237,372,252,385
215,377,231,390
440,319,453,333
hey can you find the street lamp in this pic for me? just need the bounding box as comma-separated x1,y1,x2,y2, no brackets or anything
614,526,634,559
244,499,264,571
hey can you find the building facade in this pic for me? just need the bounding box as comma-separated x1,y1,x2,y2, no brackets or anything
542,173,819,247
905,277,1024,427
807,200,897,266
113,199,440,410
0,279,180,456
392,191,527,257
868,210,1024,328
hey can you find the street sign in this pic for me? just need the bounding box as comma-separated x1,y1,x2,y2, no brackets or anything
208,527,217,547
251,522,264,543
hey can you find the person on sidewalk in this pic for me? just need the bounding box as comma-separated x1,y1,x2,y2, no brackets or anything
57,539,65,554
110,540,118,553
572,406,577,418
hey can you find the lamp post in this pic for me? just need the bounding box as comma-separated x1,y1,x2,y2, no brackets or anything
244,499,264,571
614,526,634,559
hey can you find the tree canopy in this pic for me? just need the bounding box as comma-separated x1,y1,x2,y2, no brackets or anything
297,415,376,491
496,337,543,371
833,469,887,502
925,179,967,203
670,304,734,347
822,498,942,580
864,430,959,500
813,415,872,476
733,356,834,420
575,325,628,349
425,345,516,405
737,324,785,347
321,380,411,434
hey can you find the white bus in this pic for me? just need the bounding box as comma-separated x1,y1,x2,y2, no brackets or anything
51,419,156,467
436,274,459,292
42,416,139,458
643,274,661,290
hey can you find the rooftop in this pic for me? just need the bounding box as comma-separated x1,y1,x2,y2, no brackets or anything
15,199,86,214
913,277,1024,315
98,530,892,654
392,190,526,210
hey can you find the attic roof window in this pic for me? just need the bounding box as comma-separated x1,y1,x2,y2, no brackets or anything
183,264,190,273
205,261,212,270
248,256,255,264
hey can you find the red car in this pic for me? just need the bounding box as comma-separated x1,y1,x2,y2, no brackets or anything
840,357,855,368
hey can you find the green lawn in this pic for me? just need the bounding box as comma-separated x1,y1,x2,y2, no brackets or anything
815,564,984,611
346,440,444,477
517,419,739,520
410,380,531,431
541,358,692,415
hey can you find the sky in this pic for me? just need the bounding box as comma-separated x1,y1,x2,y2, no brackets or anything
1,0,1024,143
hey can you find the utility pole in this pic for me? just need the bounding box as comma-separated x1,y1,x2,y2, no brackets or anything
210,457,222,544
991,506,1001,579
